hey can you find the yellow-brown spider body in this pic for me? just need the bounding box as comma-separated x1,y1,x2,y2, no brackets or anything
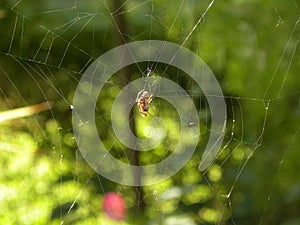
135,90,153,117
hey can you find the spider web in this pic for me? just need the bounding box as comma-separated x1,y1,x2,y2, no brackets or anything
0,0,300,224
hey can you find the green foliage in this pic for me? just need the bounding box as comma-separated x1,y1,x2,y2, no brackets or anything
0,0,299,224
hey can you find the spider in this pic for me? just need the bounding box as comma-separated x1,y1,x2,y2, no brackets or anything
135,89,153,117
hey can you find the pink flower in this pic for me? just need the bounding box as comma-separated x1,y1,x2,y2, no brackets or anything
102,192,126,220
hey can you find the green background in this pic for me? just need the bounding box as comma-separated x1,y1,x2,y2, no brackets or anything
0,0,299,224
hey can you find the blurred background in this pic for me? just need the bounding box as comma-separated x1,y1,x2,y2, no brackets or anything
0,0,299,224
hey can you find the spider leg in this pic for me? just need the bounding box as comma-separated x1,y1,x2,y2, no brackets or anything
135,89,145,102
148,94,153,104
137,89,145,97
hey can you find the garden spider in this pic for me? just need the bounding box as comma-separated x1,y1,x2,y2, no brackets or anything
135,89,153,117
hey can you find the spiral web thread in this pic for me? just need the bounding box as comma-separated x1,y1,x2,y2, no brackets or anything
0,0,299,224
